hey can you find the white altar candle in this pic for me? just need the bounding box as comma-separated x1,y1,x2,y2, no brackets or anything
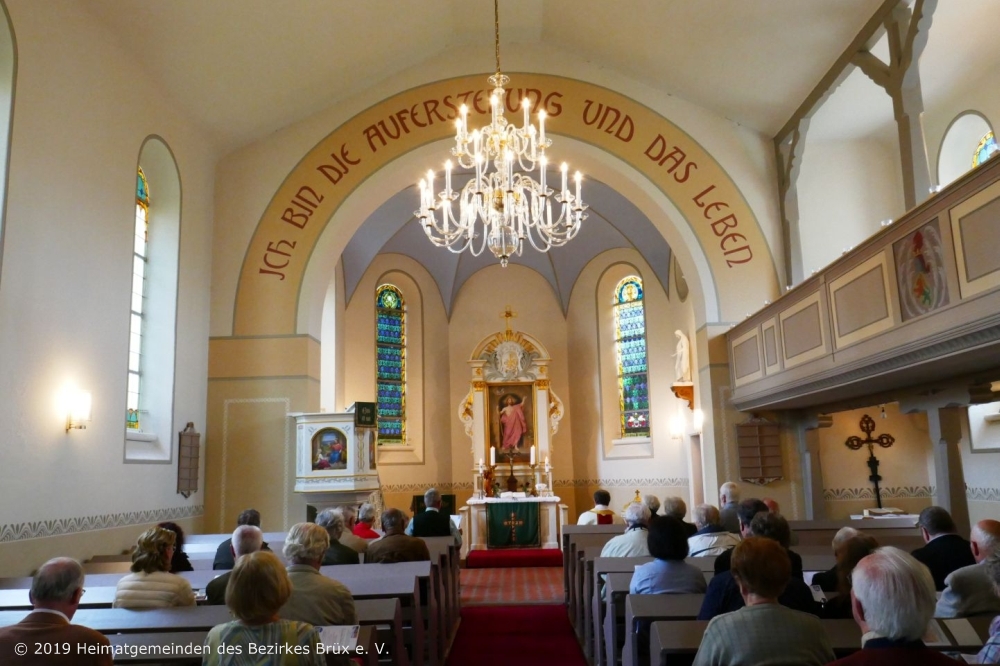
490,447,496,467
530,445,536,465
544,456,550,472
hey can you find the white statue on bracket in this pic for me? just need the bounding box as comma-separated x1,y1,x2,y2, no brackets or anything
673,330,692,383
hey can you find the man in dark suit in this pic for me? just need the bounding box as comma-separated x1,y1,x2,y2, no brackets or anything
316,508,360,565
911,506,975,590
206,524,263,605
712,498,804,578
0,557,112,665
213,508,271,570
406,488,462,545
663,496,698,538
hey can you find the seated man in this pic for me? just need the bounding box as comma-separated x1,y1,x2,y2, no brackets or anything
693,538,834,666
643,494,661,521
976,551,1000,663
316,509,360,565
718,481,741,533
366,508,431,564
687,503,741,557
713,498,803,577
280,522,357,627
213,507,271,570
828,547,960,665
912,505,975,590
353,502,382,540
577,489,624,525
663,496,697,538
935,518,1000,617
698,512,816,620
333,506,369,555
0,558,112,665
406,487,462,546
600,503,651,557
206,524,263,605
812,526,859,592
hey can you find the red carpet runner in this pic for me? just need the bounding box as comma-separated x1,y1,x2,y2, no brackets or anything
466,548,563,568
446,605,587,666
460,567,562,605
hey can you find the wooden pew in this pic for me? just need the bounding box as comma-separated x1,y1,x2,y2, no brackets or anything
419,536,459,648
563,525,623,609
588,557,652,663
787,518,921,547
623,593,704,666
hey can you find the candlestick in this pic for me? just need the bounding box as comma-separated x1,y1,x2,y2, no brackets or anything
530,445,536,465
490,446,495,467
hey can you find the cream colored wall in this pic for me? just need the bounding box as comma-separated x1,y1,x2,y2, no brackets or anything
797,135,905,277
565,248,697,518
818,403,934,520
960,403,1000,526
925,67,1000,188
0,2,215,574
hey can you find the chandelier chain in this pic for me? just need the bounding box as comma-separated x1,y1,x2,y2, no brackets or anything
494,0,501,77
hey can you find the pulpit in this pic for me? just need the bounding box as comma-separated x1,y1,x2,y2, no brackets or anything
290,409,380,511
457,311,567,551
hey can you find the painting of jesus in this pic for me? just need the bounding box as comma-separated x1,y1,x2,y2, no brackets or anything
487,383,534,463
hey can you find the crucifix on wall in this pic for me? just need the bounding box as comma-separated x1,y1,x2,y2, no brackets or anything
844,414,896,509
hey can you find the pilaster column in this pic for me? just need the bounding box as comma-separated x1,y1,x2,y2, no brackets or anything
926,406,970,535
795,414,833,520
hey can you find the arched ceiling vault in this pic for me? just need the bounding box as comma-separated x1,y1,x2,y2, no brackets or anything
341,175,672,316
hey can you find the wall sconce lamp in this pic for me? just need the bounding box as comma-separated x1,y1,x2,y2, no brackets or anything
64,387,92,432
692,409,705,435
669,414,684,440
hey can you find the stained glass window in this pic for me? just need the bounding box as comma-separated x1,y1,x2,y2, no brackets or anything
127,168,149,430
973,131,998,168
614,276,650,437
376,284,405,444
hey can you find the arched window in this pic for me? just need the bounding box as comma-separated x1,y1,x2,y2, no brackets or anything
375,284,406,444
974,131,998,168
614,276,650,437
126,167,149,430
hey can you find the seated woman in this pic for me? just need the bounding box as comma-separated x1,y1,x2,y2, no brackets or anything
203,551,326,666
352,503,381,540
977,550,1000,664
631,515,707,594
157,521,194,573
113,526,196,608
819,533,879,619
693,537,835,666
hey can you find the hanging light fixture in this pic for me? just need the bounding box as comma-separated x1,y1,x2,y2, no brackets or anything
415,0,587,267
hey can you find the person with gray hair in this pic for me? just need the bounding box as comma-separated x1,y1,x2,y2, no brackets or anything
600,502,652,558
332,506,368,554
206,525,264,605
279,522,356,627
912,505,975,590
316,508,361,565
406,487,463,545
688,503,741,557
353,502,381,540
0,558,112,664
813,526,861,592
663,496,698,538
643,494,661,518
827,546,958,665
366,508,431,564
719,481,741,533
935,518,1000,618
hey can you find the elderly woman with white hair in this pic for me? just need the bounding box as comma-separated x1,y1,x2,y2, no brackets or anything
353,502,381,540
600,503,651,558
827,546,960,665
279,522,356,627
315,509,361,565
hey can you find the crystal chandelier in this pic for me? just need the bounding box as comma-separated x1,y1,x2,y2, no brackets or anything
416,0,587,267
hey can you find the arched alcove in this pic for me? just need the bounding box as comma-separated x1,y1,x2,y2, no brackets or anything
938,111,994,189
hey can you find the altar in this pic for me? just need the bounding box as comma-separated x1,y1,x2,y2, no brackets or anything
465,496,565,550
457,311,568,551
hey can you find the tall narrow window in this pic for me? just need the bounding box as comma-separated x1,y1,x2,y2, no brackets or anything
614,276,650,437
974,131,998,168
127,167,149,430
375,284,406,444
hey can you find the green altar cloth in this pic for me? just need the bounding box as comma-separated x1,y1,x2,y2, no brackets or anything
486,502,540,548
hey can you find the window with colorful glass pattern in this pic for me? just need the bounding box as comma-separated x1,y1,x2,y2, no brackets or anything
375,284,406,444
126,168,149,430
614,276,650,437
974,131,998,168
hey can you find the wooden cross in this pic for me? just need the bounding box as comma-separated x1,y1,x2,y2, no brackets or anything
500,306,517,332
503,510,525,543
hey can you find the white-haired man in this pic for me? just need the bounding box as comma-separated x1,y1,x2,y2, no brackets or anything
687,504,741,557
280,522,356,627
405,487,462,546
718,481,741,533
353,502,382,540
0,558,112,665
600,503,652,558
643,494,661,520
332,506,368,554
935,518,1000,618
316,508,361,565
663,496,698,538
811,526,859,592
206,524,263,605
828,547,959,665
